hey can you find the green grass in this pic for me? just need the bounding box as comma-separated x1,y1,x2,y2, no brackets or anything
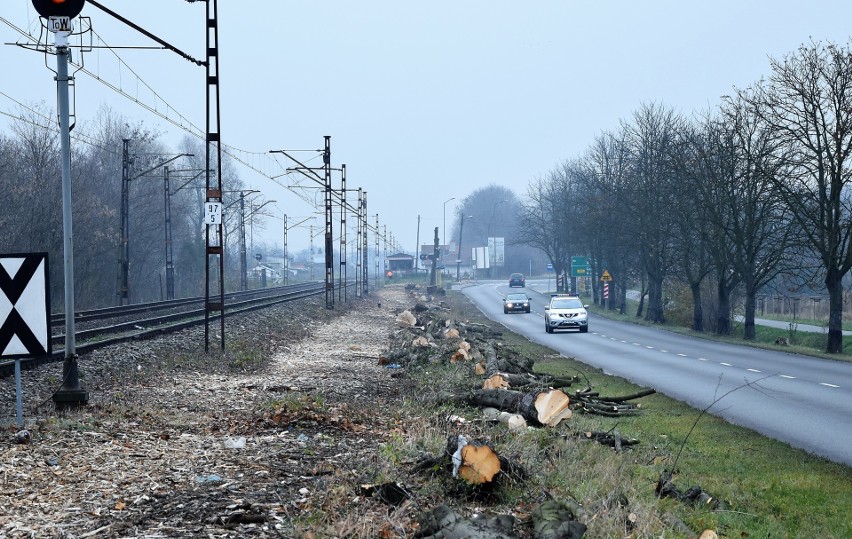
425,288,852,538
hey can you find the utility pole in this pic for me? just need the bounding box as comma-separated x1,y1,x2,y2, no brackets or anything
239,192,248,291
415,215,421,274
163,166,175,300
339,163,347,303
116,138,132,305
203,0,226,352
429,227,439,288
457,214,473,282
383,224,387,283
374,214,380,289
362,192,369,295
323,136,334,309
355,189,362,297
283,215,288,286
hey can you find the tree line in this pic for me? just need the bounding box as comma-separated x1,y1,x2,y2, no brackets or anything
0,105,253,310
514,39,852,353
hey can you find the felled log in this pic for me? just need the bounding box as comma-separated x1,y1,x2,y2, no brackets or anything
397,310,417,327
467,388,573,427
479,371,544,389
448,435,501,485
482,343,535,375
415,504,516,539
482,407,527,431
483,374,510,390
519,389,573,426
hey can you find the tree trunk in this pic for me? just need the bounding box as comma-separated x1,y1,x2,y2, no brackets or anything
690,281,704,332
826,274,844,353
635,272,647,318
618,275,628,315
716,279,731,335
647,273,665,323
743,286,757,341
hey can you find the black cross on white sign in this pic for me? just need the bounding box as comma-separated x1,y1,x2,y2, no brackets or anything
0,253,51,358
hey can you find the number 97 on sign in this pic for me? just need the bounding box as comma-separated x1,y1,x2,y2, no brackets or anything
204,202,223,225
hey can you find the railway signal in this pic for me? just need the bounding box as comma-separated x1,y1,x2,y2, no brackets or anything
32,0,86,18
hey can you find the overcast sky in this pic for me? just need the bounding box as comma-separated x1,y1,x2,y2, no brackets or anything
3,1,852,253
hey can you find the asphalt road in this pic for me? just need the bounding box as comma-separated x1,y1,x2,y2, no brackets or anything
461,280,852,467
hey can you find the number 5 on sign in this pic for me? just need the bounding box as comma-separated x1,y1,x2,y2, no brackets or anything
204,202,222,225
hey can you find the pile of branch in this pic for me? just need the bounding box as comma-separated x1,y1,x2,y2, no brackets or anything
572,388,656,417
580,429,640,451
655,471,724,510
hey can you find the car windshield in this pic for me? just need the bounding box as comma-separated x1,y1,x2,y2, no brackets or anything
506,294,527,301
511,274,523,279
552,298,583,309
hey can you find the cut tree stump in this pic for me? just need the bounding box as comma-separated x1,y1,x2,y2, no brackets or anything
447,435,501,485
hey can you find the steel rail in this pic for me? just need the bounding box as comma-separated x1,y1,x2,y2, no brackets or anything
0,282,346,378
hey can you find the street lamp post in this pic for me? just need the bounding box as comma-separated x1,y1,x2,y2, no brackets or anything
443,197,455,247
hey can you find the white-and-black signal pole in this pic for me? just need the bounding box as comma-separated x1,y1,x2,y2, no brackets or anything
32,0,89,406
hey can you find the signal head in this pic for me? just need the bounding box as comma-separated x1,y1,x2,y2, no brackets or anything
32,0,86,19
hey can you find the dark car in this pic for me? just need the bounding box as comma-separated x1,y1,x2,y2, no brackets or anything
509,273,526,287
503,293,531,313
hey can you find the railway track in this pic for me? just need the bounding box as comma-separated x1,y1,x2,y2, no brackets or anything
1,282,332,378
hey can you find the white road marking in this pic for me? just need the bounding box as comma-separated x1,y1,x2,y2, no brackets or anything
677,353,688,357
720,362,733,367
820,383,840,388
780,375,796,379
747,368,761,373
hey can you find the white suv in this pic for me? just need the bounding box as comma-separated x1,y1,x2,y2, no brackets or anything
544,294,589,333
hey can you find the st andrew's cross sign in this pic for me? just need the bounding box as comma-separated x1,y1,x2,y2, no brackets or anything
0,253,51,358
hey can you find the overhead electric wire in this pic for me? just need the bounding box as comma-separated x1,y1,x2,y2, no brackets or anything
2,15,395,244
0,91,118,154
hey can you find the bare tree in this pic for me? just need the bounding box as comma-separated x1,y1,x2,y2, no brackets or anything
516,164,583,290
580,131,641,313
667,119,714,331
741,39,852,352
716,98,795,339
620,103,684,324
